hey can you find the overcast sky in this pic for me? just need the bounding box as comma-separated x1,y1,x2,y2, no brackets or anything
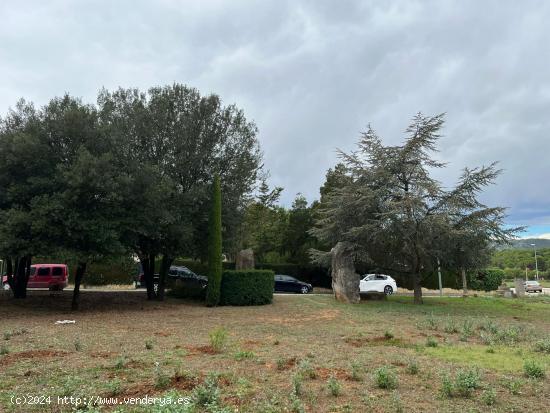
1,0,549,236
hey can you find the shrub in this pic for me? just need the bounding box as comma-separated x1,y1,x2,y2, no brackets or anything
3,331,11,340
220,270,274,306
467,268,505,291
373,366,398,389
481,388,496,406
384,330,394,339
350,361,363,381
74,339,82,351
154,363,170,389
192,374,220,407
406,359,419,375
145,340,154,350
206,175,223,307
298,359,317,379
114,356,127,369
454,368,482,397
327,376,342,396
440,374,453,398
0,345,9,355
523,360,545,379
209,327,227,353
106,379,122,396
291,373,303,396
234,350,255,361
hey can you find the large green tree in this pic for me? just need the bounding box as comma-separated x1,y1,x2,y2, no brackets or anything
312,113,516,304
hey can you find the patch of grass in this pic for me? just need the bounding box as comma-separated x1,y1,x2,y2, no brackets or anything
384,330,394,339
209,327,228,353
192,374,221,407
234,350,255,361
145,339,154,350
276,357,286,371
406,358,419,375
327,375,342,397
534,337,550,354
391,391,404,413
291,373,303,396
3,331,12,341
350,361,363,381
298,359,317,379
74,339,82,352
373,366,398,389
501,376,524,395
454,368,482,397
426,337,438,347
114,356,127,369
0,345,9,355
289,394,305,413
105,379,122,396
523,359,545,379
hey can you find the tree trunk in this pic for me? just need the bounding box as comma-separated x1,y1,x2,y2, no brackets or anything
156,255,173,301
140,254,156,300
330,242,360,303
71,262,87,311
12,256,31,299
412,272,423,304
461,268,468,297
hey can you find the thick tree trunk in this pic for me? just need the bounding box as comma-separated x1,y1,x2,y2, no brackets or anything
12,256,31,299
330,242,360,303
461,268,468,297
71,262,87,311
156,255,173,301
412,272,423,304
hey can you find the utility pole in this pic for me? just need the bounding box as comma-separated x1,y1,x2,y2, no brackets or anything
531,243,539,280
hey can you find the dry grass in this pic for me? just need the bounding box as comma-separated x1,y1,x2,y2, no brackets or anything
1,291,550,412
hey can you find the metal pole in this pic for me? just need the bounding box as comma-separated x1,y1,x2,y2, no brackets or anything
437,258,443,297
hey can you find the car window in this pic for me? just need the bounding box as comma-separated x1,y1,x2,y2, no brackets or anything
52,267,63,276
364,275,374,281
30,267,37,276
375,275,386,280
168,269,178,276
274,275,283,281
37,267,50,276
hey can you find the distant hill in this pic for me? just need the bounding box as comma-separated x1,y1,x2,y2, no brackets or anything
497,238,550,250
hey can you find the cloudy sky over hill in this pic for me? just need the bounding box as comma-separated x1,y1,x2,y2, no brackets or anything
1,0,549,236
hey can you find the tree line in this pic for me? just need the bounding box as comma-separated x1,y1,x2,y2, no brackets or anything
0,85,261,308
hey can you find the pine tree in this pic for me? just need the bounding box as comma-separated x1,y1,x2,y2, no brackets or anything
206,175,223,306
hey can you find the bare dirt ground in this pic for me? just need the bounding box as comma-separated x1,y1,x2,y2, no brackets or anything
1,290,550,412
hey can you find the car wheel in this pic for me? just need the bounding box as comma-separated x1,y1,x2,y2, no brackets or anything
300,286,309,294
384,285,394,295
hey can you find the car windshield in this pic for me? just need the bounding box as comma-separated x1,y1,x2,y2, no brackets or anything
526,281,540,286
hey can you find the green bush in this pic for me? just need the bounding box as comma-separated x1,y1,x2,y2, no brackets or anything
220,270,274,306
467,268,505,291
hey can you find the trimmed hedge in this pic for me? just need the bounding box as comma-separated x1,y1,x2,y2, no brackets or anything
220,270,274,306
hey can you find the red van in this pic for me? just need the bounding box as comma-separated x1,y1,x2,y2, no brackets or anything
1,264,69,291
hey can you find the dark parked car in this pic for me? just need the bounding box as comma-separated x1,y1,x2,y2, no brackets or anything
274,274,312,294
168,265,207,288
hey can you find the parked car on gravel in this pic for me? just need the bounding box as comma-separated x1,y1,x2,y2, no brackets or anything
274,274,312,294
524,280,543,293
359,274,397,295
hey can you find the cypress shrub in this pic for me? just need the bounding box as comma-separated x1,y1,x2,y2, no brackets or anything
205,175,223,306
220,270,274,305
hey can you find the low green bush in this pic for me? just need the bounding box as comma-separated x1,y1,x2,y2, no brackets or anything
220,270,274,306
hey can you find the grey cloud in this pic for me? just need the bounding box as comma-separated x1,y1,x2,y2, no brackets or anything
1,0,549,226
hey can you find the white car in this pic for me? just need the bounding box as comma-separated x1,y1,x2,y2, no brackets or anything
360,274,397,295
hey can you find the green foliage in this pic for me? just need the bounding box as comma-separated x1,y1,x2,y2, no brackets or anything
406,359,419,375
192,374,221,407
209,327,227,353
154,363,171,389
481,388,497,406
373,366,398,389
467,268,505,291
327,375,342,396
454,368,482,397
291,373,303,396
234,350,255,361
0,345,9,355
298,359,317,379
534,337,550,353
220,270,274,306
206,176,223,307
426,337,438,347
523,360,545,378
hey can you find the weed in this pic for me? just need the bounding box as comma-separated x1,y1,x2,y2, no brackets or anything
502,376,523,395
74,339,82,352
534,337,550,353
292,373,303,396
384,330,394,339
209,327,227,353
327,375,342,396
298,359,317,379
350,361,363,381
234,350,255,361
523,359,545,379
145,340,154,350
461,318,474,337
406,359,419,375
3,331,11,341
440,374,453,398
443,318,458,334
154,362,171,389
114,356,127,369
60,376,80,397
289,394,304,413
106,379,122,396
373,366,398,389
276,358,286,371
391,391,404,413
0,345,9,355
273,339,280,345
485,347,495,354
426,337,438,347
454,368,482,397
192,374,220,407
481,388,496,406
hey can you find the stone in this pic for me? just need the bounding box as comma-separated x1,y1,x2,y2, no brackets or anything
236,249,255,270
514,278,525,298
330,242,360,303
